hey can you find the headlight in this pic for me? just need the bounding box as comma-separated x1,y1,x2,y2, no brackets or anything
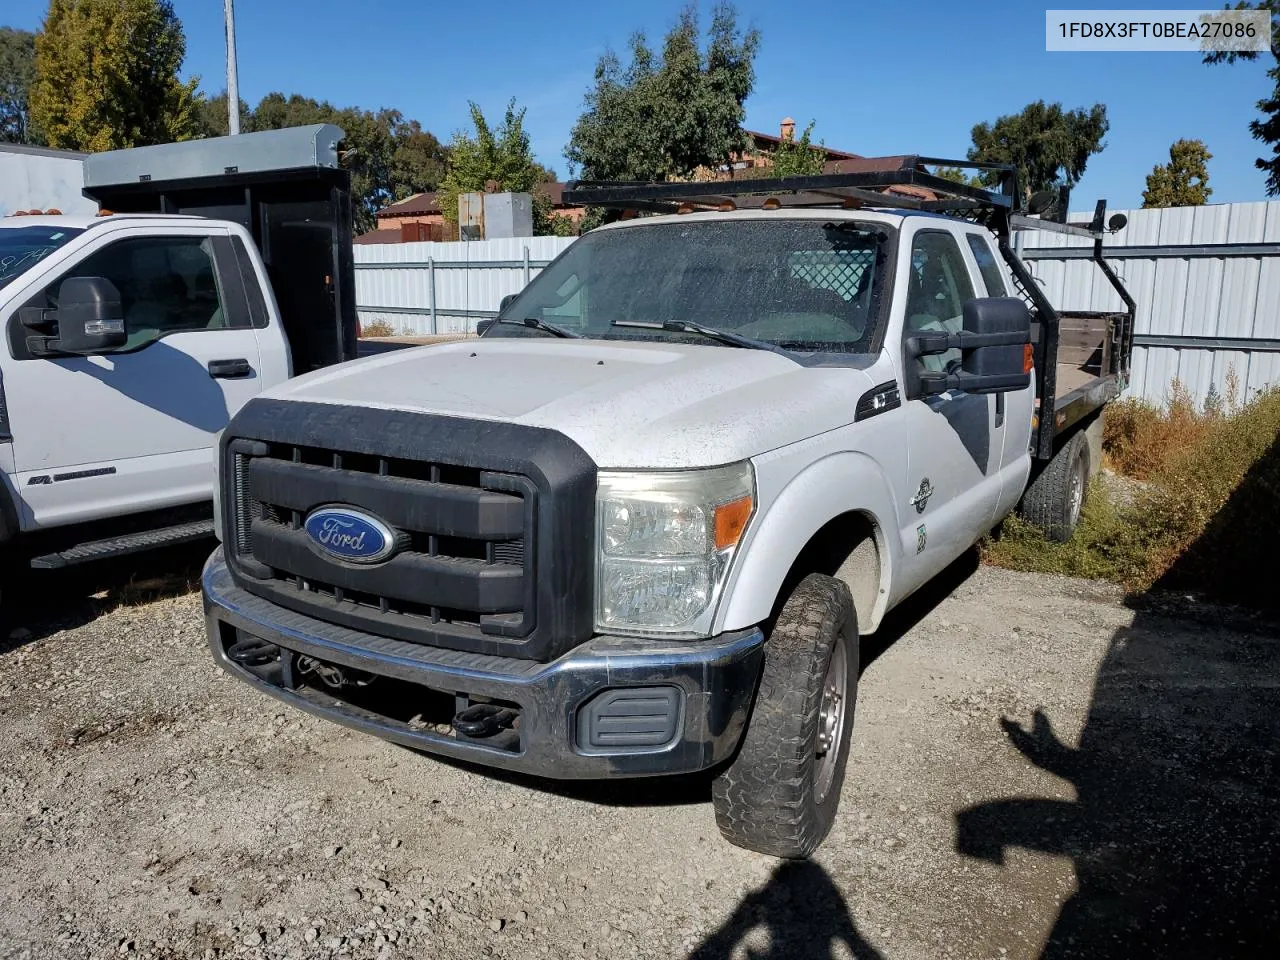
595,462,755,637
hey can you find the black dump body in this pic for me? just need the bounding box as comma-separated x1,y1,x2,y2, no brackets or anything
564,157,1137,460
81,124,357,374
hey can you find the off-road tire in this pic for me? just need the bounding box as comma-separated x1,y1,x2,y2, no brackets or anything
1019,430,1089,542
712,573,859,858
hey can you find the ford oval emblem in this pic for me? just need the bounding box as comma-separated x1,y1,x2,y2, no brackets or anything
303,506,397,564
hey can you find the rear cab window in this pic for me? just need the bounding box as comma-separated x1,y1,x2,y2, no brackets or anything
965,233,1007,297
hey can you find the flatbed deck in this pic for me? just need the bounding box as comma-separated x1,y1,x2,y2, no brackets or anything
1055,363,1100,396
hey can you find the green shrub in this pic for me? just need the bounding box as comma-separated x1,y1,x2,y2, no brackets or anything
1102,371,1239,479
982,479,1147,584
1147,386,1280,606
985,385,1280,608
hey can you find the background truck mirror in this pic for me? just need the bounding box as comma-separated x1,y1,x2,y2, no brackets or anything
499,293,518,312
52,276,127,354
476,318,497,336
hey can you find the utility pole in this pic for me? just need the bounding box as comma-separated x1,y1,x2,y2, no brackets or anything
224,0,241,135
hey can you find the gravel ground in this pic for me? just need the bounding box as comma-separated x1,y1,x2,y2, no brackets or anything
1,547,1277,960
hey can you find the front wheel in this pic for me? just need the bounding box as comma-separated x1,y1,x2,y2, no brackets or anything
712,573,859,858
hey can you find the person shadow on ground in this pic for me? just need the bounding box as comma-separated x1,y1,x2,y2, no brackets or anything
686,860,884,960
954,613,1280,958
955,435,1280,958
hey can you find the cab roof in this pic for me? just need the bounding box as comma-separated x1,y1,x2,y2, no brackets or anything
590,206,975,234
0,212,217,231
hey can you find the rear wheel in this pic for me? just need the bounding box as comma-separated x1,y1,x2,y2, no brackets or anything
1019,430,1089,542
712,573,859,858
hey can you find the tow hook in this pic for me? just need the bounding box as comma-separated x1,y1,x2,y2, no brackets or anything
296,655,375,690
226,636,279,668
452,703,519,738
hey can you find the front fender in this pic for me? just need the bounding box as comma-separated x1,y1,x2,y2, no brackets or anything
716,450,903,635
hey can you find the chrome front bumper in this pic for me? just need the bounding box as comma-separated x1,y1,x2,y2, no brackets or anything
202,549,765,779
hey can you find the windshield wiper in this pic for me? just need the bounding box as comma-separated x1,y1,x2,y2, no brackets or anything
610,319,781,353
494,316,581,338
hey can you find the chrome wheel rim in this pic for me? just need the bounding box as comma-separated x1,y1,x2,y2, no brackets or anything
814,636,849,805
1068,455,1086,527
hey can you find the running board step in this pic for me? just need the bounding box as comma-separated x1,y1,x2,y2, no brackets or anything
29,519,215,569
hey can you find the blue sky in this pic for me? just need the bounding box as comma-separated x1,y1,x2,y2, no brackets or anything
7,0,1276,209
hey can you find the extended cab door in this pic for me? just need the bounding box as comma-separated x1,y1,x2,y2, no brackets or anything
961,229,1035,521
894,227,1006,592
1,224,267,529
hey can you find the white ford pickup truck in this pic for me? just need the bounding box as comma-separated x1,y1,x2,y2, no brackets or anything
202,160,1134,857
0,126,361,611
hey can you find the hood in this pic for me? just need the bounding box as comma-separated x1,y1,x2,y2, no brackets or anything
267,338,875,468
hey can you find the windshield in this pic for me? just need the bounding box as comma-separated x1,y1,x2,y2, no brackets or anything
486,217,892,356
0,225,84,290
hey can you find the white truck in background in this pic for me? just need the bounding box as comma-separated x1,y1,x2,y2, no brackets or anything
0,143,97,219
0,126,362,610
202,159,1135,858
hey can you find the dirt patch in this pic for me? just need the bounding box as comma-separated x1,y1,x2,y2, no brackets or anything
1,561,1276,959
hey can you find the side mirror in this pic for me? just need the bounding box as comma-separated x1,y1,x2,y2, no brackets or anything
478,293,519,337
53,277,127,353
906,297,1032,398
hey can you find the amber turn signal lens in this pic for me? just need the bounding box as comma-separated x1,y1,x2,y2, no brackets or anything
1023,343,1034,374
714,495,753,550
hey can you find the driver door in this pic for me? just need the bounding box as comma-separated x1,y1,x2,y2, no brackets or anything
3,225,265,529
895,228,1005,592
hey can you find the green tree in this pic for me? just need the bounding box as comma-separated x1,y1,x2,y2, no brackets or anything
388,119,448,203
566,4,760,181
0,27,39,144
1142,139,1214,207
30,0,200,151
247,92,448,232
931,166,985,189
967,100,1110,203
766,120,826,178
1204,2,1280,195
193,90,251,139
437,99,560,235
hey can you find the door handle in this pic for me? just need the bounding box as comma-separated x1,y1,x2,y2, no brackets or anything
208,358,252,378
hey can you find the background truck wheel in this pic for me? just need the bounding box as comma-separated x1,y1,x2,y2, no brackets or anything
1019,430,1090,542
712,573,859,858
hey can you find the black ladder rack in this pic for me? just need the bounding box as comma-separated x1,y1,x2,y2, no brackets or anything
560,153,1136,462
562,154,1110,243
563,155,1017,214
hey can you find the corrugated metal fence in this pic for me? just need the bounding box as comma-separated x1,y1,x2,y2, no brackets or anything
354,236,575,336
1016,200,1280,406
354,202,1280,406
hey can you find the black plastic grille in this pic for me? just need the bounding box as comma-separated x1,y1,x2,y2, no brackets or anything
230,442,533,645
219,400,597,662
